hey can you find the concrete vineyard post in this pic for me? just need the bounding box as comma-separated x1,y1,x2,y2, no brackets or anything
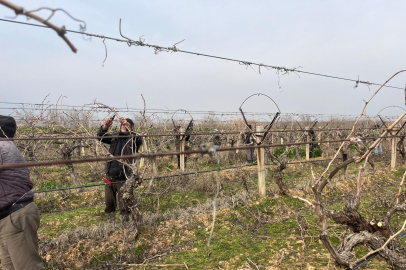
391,137,397,170
256,126,266,197
180,127,185,172
306,132,310,161
139,142,144,168
139,138,148,169
317,132,322,157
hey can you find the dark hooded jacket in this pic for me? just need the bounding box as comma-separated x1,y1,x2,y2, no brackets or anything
242,131,254,145
213,133,221,146
174,122,193,151
0,116,34,210
308,130,316,142
97,126,142,179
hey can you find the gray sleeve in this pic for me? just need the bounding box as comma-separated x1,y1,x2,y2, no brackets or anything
0,143,4,165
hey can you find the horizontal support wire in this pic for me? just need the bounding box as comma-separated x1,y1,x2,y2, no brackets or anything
0,127,387,141
0,18,404,90
0,101,387,118
0,135,402,170
34,157,342,193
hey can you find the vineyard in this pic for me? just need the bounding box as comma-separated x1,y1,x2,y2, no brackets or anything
1,1,406,269
0,95,403,270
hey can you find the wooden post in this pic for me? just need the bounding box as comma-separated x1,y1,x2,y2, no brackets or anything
306,133,310,161
139,143,144,168
317,132,322,157
80,140,85,156
391,137,397,170
139,138,148,168
179,128,185,172
256,126,266,197
144,137,149,153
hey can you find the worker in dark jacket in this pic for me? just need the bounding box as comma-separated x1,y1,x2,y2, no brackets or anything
212,129,221,157
242,125,255,163
97,116,142,220
175,122,193,169
308,129,317,158
0,115,44,269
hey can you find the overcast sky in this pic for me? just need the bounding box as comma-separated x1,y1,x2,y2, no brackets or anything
1,0,406,118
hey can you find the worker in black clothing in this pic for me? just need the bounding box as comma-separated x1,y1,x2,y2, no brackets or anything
97,116,142,220
213,129,221,157
175,122,193,169
242,125,256,163
308,129,317,158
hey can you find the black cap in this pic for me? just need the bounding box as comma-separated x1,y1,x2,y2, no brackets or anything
0,115,17,138
125,118,134,130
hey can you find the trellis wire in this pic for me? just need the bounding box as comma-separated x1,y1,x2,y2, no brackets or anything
0,18,404,91
33,157,343,194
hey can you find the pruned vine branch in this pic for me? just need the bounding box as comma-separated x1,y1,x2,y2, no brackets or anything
0,0,84,52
